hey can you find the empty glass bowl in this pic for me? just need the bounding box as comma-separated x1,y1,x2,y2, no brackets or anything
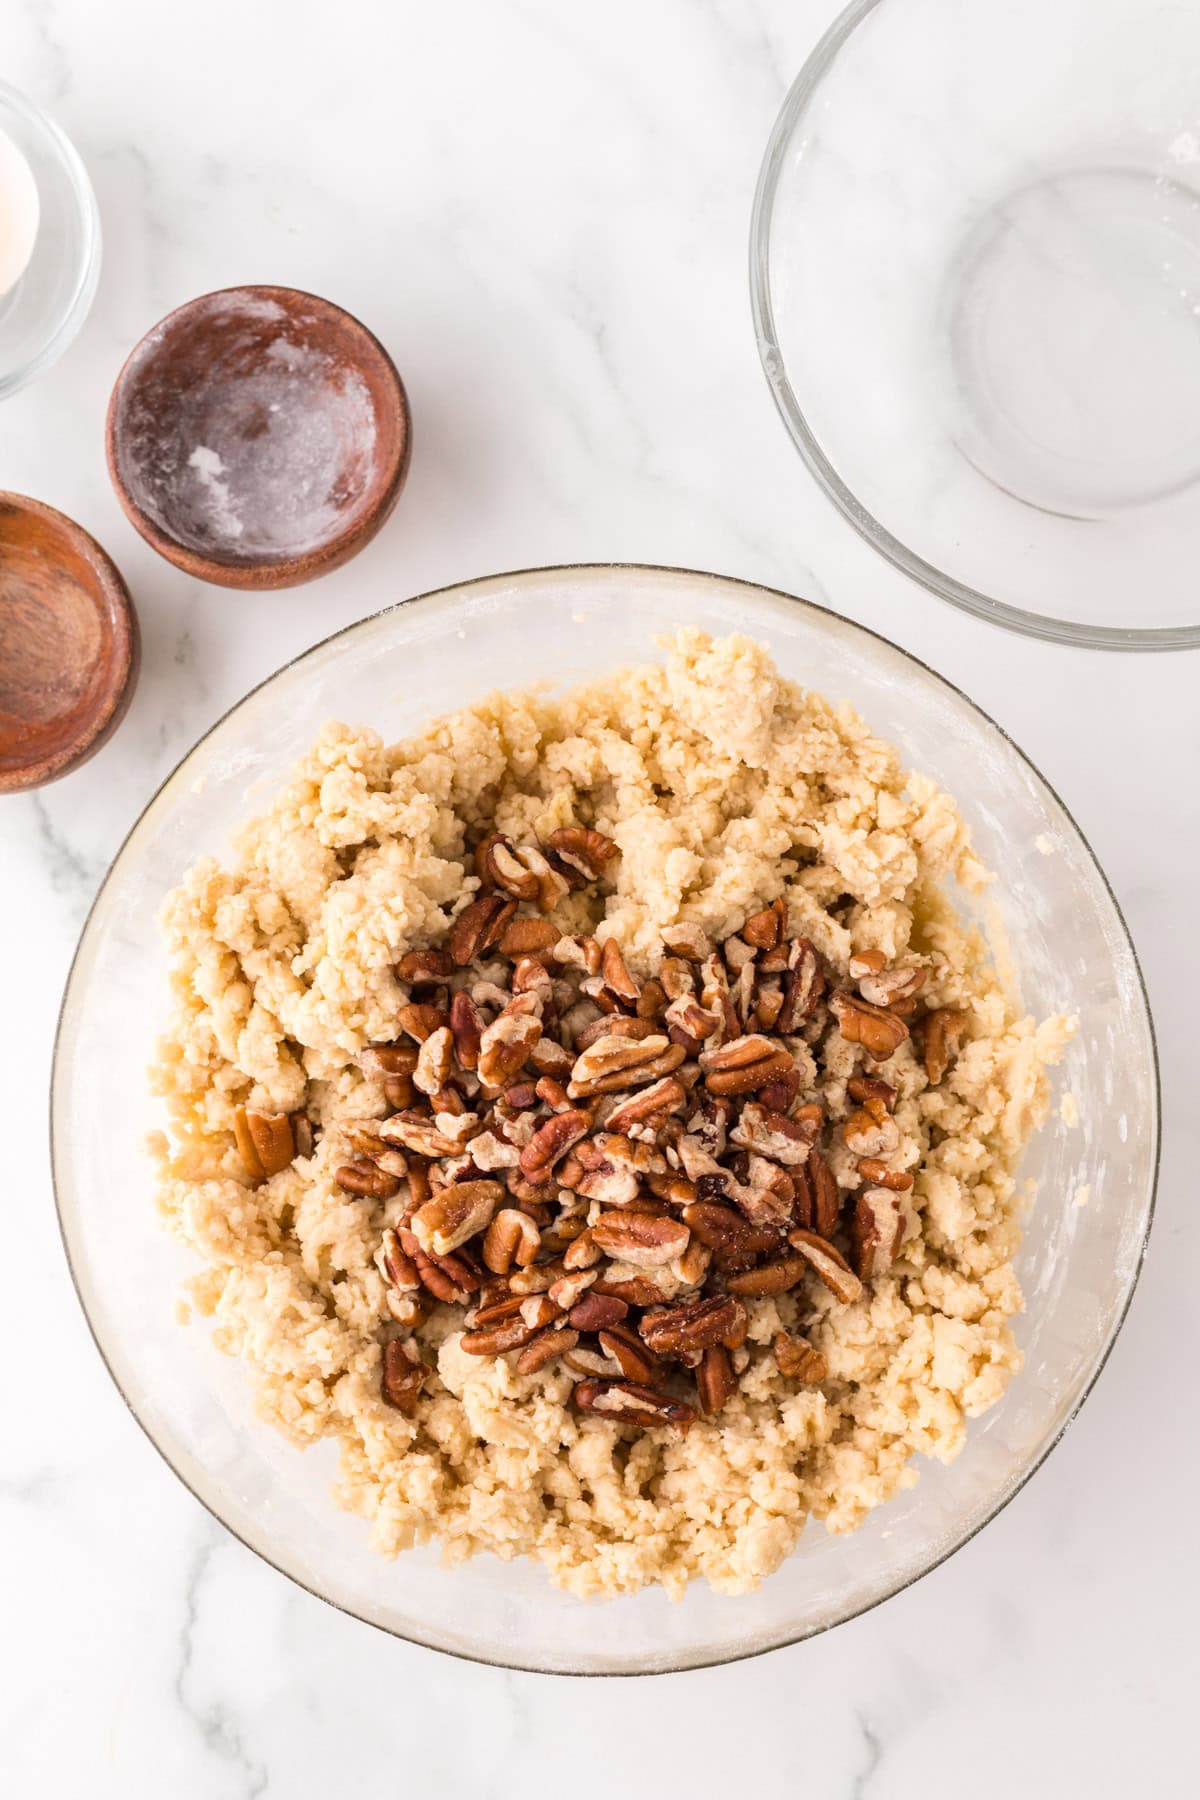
0,80,100,399
751,0,1200,647
52,566,1157,1672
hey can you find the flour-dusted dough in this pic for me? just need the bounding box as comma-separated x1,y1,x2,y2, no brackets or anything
150,630,1072,1599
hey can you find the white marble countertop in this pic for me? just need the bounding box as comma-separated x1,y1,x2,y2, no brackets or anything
4,1,1196,1792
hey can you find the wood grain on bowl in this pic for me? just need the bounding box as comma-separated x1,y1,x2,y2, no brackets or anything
0,493,140,793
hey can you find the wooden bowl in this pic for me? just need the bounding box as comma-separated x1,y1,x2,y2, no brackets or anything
105,286,412,589
0,493,140,793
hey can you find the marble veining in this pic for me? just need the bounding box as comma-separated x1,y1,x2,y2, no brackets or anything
2,1,1195,1794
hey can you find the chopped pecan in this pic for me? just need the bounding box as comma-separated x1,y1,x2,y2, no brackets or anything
773,1332,827,1382
397,1001,450,1043
378,1112,469,1159
516,1325,579,1374
590,1211,690,1268
450,894,517,965
381,1339,425,1414
575,1014,659,1051
572,1379,695,1434
396,948,455,984
729,1101,812,1165
639,1294,747,1355
597,1322,660,1382
413,1025,455,1097
793,1147,841,1237
842,1105,901,1158
724,1253,808,1297
335,1159,401,1200
567,1034,686,1098
848,949,887,979
361,1042,421,1082
478,997,543,1088
499,916,561,958
924,1008,968,1084
787,1228,864,1303
858,965,927,1009
449,990,484,1071
829,990,909,1061
701,1034,793,1096
482,1206,542,1273
548,1268,599,1311
460,1315,540,1355
776,938,825,1032
545,826,620,884
857,1157,913,1192
375,1228,421,1291
412,1180,502,1257
696,1344,737,1413
476,834,542,902
742,896,787,950
518,1108,592,1182
847,1074,896,1108
568,1291,628,1331
602,1076,687,1136
598,937,640,1006
851,1188,905,1280
234,1107,296,1180
661,922,713,962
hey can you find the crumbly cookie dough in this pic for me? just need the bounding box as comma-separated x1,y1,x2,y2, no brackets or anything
151,629,1072,1599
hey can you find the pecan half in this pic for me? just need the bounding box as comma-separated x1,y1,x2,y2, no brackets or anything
857,1157,913,1192
701,1034,793,1097
568,1291,628,1331
515,1325,578,1374
787,1228,864,1303
335,1159,401,1200
572,1379,695,1434
478,998,543,1088
568,1034,685,1098
412,1180,502,1256
603,1076,687,1136
724,1253,808,1297
696,1344,737,1414
477,834,542,902
599,937,640,1006
234,1107,296,1180
597,1322,659,1382
499,916,561,959
450,894,517,965
518,1107,592,1180
482,1206,542,1273
829,990,909,1061
397,1001,450,1043
639,1294,747,1355
590,1211,690,1268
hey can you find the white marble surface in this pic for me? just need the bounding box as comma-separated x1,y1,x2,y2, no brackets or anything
3,0,1196,1792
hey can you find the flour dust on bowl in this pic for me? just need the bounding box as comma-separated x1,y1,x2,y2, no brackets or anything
52,567,1156,1673
751,0,1200,647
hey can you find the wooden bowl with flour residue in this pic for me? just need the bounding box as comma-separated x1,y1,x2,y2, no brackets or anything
105,286,411,589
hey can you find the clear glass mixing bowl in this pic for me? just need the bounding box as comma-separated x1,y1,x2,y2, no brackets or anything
751,0,1200,648
51,566,1158,1673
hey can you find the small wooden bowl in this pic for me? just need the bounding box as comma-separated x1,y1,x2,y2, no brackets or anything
105,286,412,590
0,493,140,793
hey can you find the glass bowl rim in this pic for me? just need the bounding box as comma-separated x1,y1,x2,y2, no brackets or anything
748,0,1200,653
0,77,102,402
49,561,1161,1674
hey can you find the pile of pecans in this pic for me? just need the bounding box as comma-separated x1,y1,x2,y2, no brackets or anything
236,827,968,1436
